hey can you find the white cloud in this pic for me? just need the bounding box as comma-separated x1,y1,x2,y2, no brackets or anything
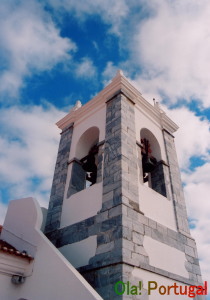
75,57,97,78
162,106,210,169
47,0,129,35
0,104,65,216
163,105,210,285
102,61,118,86
182,163,210,284
126,2,210,286
159,105,210,284
131,0,210,108
0,202,7,225
0,0,76,98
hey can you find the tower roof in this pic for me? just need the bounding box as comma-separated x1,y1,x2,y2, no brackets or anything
57,70,179,134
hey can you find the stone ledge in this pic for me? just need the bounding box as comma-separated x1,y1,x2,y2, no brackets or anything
79,260,202,286
60,122,74,134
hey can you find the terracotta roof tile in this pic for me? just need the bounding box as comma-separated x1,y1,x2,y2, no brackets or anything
0,239,33,261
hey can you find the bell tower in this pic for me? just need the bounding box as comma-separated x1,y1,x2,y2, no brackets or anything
45,71,204,299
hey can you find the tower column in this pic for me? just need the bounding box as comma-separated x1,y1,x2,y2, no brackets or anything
163,129,190,235
102,91,139,212
45,124,74,233
81,91,146,300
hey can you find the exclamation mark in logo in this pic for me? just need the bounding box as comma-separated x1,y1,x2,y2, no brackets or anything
139,281,142,295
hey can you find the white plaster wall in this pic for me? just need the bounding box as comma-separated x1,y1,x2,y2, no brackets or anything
135,106,177,230
61,182,102,227
61,106,105,228
1,197,42,257
139,184,177,230
0,198,103,300
0,275,17,300
144,236,188,278
16,232,102,300
69,105,106,160
59,236,97,268
132,268,191,300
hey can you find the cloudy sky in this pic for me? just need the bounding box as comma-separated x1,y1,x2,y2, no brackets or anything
0,0,209,294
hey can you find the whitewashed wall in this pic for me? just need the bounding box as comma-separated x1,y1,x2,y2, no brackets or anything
135,106,177,231
0,197,103,300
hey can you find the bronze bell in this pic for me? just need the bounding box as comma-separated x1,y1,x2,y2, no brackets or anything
82,154,97,173
142,154,157,173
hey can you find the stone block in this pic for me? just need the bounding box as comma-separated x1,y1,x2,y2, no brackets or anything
187,237,196,248
96,211,109,223
156,223,167,235
97,233,111,245
132,231,143,245
167,228,178,240
138,214,149,226
148,219,157,229
109,205,122,218
185,261,193,272
122,226,132,240
127,207,138,220
96,241,115,255
144,225,152,237
185,245,195,257
131,253,149,265
134,245,148,257
151,229,164,242
101,215,122,232
132,221,144,234
111,226,123,240
192,264,201,275
122,248,132,259
123,239,134,251
122,215,133,229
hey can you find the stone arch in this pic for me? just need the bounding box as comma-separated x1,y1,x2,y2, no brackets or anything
67,127,100,197
140,128,161,161
140,128,169,198
76,126,99,159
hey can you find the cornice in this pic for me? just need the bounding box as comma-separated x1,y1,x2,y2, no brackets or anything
56,70,179,134
0,252,30,276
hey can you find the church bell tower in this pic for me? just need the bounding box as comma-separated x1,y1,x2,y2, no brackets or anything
45,71,204,299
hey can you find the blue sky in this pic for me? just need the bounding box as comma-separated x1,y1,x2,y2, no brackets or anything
0,0,210,295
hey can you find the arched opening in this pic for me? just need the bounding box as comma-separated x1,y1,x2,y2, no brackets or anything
140,128,168,197
140,128,160,186
67,127,99,197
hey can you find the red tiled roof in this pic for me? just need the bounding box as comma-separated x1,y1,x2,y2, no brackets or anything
0,238,33,261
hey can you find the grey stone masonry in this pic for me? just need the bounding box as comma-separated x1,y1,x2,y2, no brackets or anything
163,129,190,235
57,204,203,299
102,91,139,212
45,124,73,233
96,141,105,183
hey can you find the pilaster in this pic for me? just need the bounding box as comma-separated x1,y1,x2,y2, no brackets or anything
45,124,73,233
163,129,190,235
